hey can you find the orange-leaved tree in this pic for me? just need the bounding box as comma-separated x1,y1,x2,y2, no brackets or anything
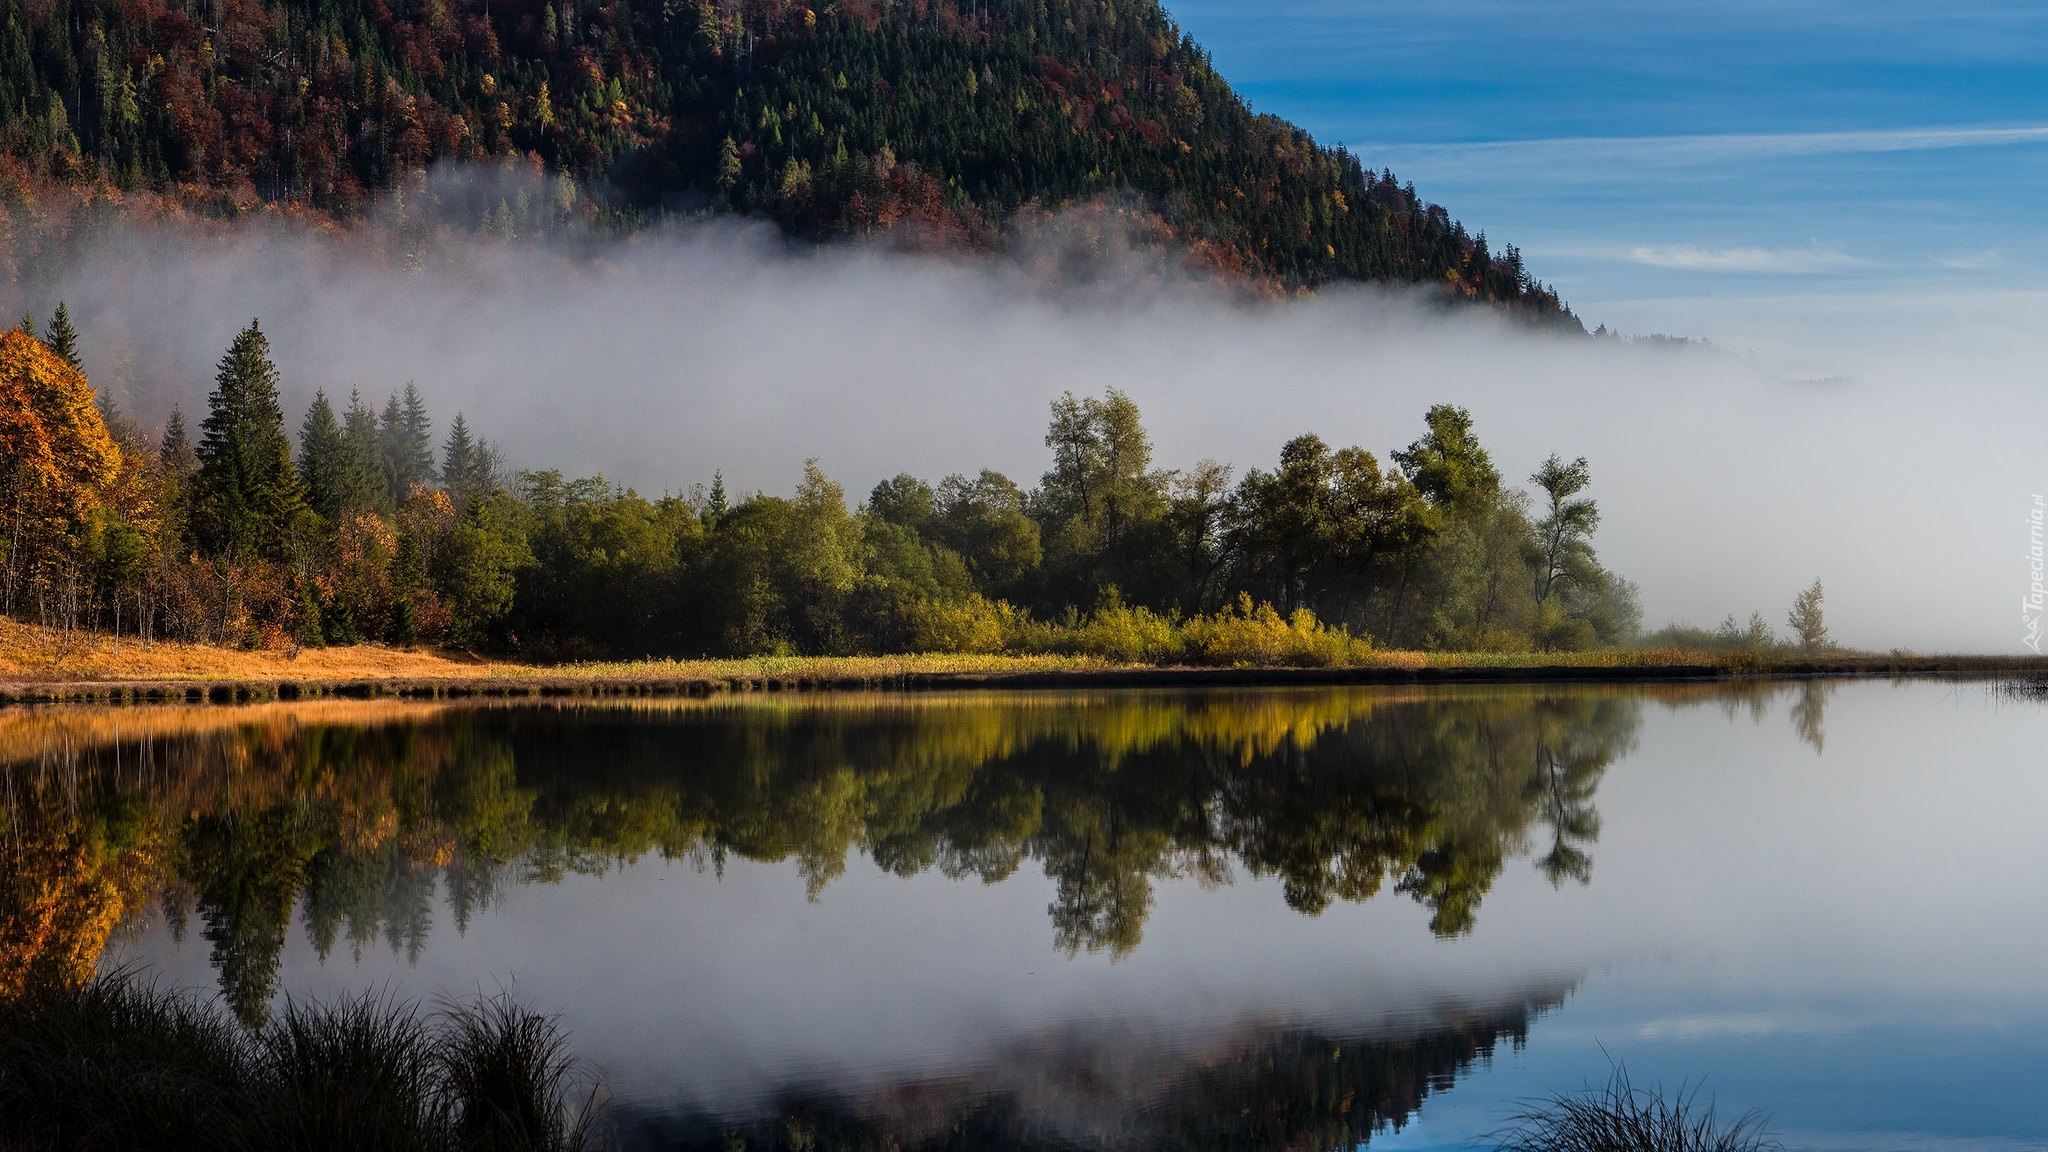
0,329,121,625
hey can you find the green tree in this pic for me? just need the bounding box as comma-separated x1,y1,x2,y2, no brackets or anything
43,301,81,372
159,407,193,473
193,320,309,564
934,470,1041,594
1165,459,1234,613
1231,435,1338,614
1036,388,1166,602
296,390,346,521
436,493,534,647
379,383,435,498
867,473,938,537
779,460,864,652
440,413,499,508
1393,405,1500,512
338,389,390,513
1529,454,1599,604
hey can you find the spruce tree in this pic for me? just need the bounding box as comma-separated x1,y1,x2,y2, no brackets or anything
44,301,81,371
401,382,435,482
297,389,346,520
707,471,729,522
379,383,434,498
194,320,309,561
442,412,495,506
160,406,196,475
341,389,390,512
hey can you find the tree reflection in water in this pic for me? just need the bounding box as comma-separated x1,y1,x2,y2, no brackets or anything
0,686,1693,1023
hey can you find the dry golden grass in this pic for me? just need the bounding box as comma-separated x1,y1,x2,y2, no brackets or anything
4,617,2036,697
0,617,518,683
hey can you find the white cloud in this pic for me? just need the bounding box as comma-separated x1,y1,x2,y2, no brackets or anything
1625,243,1862,273
1365,124,2048,174
1636,1010,1849,1041
1932,249,2005,271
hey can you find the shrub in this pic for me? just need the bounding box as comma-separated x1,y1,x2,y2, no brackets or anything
1182,594,1372,668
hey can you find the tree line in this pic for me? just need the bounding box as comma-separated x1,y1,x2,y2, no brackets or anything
0,0,1574,315
0,305,1638,659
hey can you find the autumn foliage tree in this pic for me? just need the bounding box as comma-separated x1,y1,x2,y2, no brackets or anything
0,328,120,627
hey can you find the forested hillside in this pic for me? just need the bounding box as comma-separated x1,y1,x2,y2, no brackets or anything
0,0,1574,314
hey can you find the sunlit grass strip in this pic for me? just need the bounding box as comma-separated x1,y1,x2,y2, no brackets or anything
506,652,1116,680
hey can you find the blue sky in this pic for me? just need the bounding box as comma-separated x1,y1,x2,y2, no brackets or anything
1162,0,2048,333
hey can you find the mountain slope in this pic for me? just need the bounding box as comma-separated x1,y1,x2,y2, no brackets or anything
0,0,1574,318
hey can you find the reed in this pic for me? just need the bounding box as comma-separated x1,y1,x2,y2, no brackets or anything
1494,1064,1776,1152
0,972,601,1151
437,992,596,1152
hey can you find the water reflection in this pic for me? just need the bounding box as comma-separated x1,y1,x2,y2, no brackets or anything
0,688,1670,1018
3,679,2026,1152
614,987,1573,1151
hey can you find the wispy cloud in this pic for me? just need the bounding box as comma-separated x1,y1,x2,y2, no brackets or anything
1932,249,2005,271
1625,243,1863,274
1360,124,2048,173
1636,1010,1851,1040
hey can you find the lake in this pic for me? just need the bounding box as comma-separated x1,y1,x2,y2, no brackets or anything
4,681,2044,1151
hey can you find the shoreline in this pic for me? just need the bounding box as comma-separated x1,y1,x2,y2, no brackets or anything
4,653,2044,706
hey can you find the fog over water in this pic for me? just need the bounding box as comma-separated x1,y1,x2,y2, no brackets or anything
31,173,2042,651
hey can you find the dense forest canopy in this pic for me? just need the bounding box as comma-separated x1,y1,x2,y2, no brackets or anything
0,0,1576,315
1,308,1639,660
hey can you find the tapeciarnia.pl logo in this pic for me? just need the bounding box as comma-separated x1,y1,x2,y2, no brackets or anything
2027,495,2045,654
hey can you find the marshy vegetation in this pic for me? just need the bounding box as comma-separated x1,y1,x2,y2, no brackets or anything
0,972,597,1151
1998,674,2048,702
1495,1065,1777,1152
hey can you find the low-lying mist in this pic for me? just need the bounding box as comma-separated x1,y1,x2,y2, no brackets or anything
19,169,2038,652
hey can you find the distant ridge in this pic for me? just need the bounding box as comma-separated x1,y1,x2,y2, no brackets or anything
0,0,1575,320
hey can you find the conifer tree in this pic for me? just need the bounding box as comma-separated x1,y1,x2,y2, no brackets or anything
43,301,81,372
340,389,390,512
442,413,476,494
441,413,498,506
160,407,196,476
297,390,346,520
194,320,309,561
706,471,729,523
380,383,435,497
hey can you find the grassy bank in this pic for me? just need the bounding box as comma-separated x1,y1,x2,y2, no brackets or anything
4,618,2045,705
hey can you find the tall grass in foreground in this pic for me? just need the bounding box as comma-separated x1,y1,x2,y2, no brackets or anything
0,972,599,1151
1494,1065,1776,1152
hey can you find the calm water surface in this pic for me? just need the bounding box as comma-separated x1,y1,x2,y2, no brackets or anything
6,682,2045,1151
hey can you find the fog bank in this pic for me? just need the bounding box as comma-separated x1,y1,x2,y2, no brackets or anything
23,179,2041,652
